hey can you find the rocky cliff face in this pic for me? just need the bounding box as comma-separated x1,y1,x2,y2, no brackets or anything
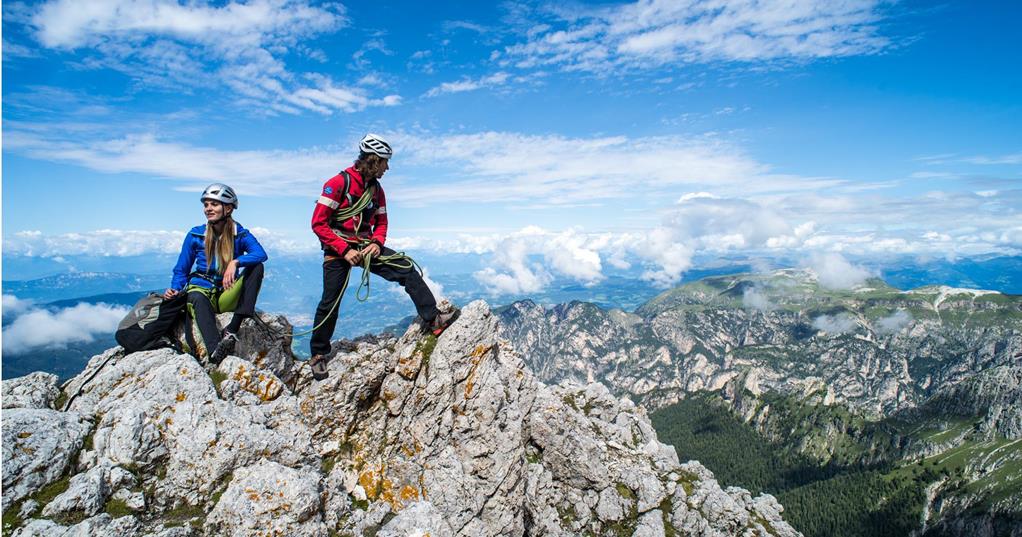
495,271,1022,536
498,271,1022,422
2,302,800,536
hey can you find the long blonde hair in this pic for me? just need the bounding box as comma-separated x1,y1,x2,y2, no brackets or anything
204,217,235,275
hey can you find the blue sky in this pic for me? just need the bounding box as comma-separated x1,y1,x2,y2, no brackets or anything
3,0,1021,293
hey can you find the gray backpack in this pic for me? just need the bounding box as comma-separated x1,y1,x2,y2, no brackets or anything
115,292,186,353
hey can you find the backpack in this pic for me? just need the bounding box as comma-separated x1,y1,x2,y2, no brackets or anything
115,292,187,353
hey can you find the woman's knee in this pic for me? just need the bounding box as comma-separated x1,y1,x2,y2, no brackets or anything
187,290,212,308
244,263,265,278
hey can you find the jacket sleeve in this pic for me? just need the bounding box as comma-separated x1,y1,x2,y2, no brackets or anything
171,234,196,290
311,177,351,255
236,231,268,267
371,188,388,247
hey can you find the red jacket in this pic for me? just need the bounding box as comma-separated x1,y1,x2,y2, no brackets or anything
311,166,388,256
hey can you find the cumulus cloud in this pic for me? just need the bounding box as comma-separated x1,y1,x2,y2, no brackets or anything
876,310,912,335
812,313,857,335
472,227,605,295
3,295,35,316
499,0,894,72
636,195,813,286
23,0,398,115
2,302,129,354
807,252,871,290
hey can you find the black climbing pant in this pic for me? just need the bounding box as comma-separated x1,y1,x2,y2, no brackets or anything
187,262,264,354
310,247,437,356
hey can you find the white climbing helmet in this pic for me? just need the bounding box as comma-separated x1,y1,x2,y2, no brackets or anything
200,183,238,208
359,133,393,159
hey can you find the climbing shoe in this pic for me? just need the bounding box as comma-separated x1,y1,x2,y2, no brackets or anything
309,354,330,380
209,332,238,365
429,308,461,336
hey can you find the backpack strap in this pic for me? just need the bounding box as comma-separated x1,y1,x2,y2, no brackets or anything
340,170,353,207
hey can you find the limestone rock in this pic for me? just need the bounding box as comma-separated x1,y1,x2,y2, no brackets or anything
3,372,61,410
205,459,326,537
215,356,287,405
377,501,455,537
221,311,298,383
13,514,141,537
42,464,111,518
63,347,318,508
171,310,297,383
2,408,92,511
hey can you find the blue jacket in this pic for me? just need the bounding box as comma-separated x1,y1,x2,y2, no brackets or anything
171,222,268,291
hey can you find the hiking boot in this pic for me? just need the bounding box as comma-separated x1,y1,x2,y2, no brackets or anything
429,308,461,336
309,354,330,380
209,332,238,365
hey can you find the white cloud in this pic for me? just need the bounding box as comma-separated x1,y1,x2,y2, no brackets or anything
425,72,511,97
963,153,1022,165
4,130,341,196
2,302,129,354
875,310,912,335
637,196,815,286
3,228,320,258
9,127,843,204
812,313,857,335
677,191,718,203
4,229,185,257
25,0,396,115
3,295,35,316
472,227,605,295
394,131,839,205
807,252,871,289
742,286,775,311
500,0,893,72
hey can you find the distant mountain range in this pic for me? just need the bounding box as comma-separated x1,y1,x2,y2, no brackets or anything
495,270,1021,537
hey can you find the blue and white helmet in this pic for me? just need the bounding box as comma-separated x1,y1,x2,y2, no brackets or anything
200,183,238,208
359,133,393,159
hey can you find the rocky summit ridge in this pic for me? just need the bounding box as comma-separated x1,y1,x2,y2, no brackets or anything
2,301,800,536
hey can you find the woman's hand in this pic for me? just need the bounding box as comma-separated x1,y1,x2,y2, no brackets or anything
163,288,179,300
223,260,240,289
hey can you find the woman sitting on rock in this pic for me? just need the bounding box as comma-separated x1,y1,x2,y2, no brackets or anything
163,183,268,364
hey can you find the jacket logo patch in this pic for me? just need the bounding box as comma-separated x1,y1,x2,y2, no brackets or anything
324,186,333,195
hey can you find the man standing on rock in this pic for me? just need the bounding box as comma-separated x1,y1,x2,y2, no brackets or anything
308,133,458,380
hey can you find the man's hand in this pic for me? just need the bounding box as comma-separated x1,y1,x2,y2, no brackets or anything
223,260,240,289
163,288,179,300
361,243,381,259
343,248,363,266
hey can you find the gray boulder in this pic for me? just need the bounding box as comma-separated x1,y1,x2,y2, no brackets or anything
3,372,61,410
1,407,92,511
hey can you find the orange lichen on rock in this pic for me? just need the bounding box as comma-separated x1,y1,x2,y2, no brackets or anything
464,344,493,398
399,485,420,502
